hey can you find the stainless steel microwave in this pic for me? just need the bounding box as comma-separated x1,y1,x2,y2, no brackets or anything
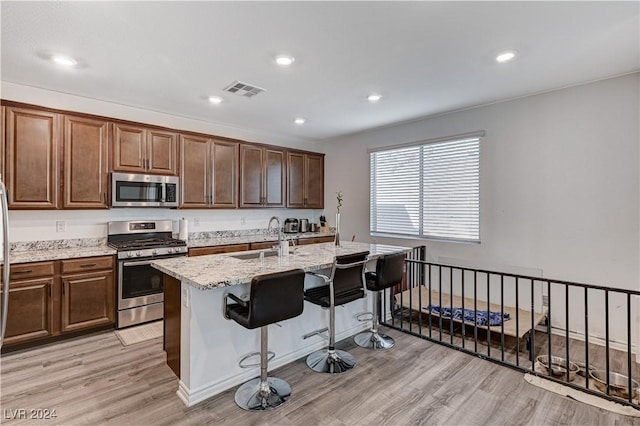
111,173,179,208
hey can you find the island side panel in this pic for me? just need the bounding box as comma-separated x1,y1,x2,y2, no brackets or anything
179,273,371,406
164,275,181,378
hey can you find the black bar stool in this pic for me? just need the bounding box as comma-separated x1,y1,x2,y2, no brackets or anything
303,251,369,374
223,269,305,411
354,252,405,350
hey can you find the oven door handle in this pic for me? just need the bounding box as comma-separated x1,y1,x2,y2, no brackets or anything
122,260,155,267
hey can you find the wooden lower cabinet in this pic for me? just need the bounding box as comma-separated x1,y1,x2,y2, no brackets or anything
61,269,114,333
1,256,115,350
1,277,54,345
298,235,335,245
189,244,249,256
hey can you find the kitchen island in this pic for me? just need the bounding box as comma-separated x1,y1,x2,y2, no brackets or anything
151,241,410,407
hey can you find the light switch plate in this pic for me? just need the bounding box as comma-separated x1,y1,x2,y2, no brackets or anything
56,221,66,232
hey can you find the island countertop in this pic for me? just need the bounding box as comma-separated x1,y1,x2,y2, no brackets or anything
151,241,411,290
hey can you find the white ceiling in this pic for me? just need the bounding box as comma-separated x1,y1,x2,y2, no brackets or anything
1,1,638,142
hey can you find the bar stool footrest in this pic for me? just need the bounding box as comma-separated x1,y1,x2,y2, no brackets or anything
355,311,374,322
234,377,292,411
239,351,276,368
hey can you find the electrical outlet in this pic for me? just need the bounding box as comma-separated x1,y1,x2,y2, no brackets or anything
241,217,246,225
193,218,200,227
56,221,66,233
542,295,549,307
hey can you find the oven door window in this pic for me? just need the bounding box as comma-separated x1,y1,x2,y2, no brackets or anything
121,262,163,299
115,181,163,203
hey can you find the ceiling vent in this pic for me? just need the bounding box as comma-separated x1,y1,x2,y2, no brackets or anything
223,81,266,98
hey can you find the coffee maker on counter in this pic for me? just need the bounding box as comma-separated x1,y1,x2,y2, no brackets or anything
299,218,309,233
283,218,299,233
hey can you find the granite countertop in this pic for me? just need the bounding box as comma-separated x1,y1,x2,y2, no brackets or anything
7,246,117,265
187,232,335,248
1,238,116,265
151,241,411,290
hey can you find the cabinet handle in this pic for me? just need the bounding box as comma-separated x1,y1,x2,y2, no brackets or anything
80,263,97,268
103,192,107,204
13,270,32,275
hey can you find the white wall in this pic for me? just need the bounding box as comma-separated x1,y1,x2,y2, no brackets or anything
323,73,640,353
1,82,326,241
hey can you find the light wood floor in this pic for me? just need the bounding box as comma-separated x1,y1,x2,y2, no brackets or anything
1,327,638,426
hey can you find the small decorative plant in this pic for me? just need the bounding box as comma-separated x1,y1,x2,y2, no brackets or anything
336,191,343,213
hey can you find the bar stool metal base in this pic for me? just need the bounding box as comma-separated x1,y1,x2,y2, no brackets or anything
306,349,356,374
354,330,395,350
234,377,292,411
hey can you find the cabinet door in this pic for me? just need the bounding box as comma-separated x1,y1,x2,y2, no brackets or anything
147,129,177,175
5,107,60,209
239,144,264,208
61,270,115,333
1,278,54,345
264,148,285,207
63,115,109,208
305,153,324,208
179,134,210,208
286,152,305,208
211,140,238,208
112,124,146,172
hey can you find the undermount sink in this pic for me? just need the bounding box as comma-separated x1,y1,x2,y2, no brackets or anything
230,250,279,260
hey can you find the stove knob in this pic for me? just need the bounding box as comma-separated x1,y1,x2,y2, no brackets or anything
152,249,158,255
136,251,141,257
127,252,134,258
168,248,174,254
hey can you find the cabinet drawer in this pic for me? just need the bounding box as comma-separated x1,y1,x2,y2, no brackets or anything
61,256,114,274
7,261,55,280
249,241,278,250
189,244,249,256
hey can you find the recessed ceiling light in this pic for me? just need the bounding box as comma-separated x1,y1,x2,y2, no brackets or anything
496,51,517,63
367,94,382,103
275,55,295,66
208,96,223,104
294,117,305,125
52,55,77,67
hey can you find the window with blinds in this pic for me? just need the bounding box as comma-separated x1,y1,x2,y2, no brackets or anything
370,135,480,242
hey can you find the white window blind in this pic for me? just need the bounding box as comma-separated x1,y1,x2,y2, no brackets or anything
370,136,480,242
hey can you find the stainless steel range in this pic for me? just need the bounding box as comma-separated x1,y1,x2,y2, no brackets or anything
108,220,187,328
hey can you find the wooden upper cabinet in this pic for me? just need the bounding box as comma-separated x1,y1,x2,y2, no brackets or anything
211,140,238,208
240,144,285,208
287,152,305,208
305,153,324,208
180,134,210,208
264,149,285,207
113,123,177,175
5,107,60,209
240,144,263,208
179,136,238,209
63,115,109,209
147,129,177,175
287,151,324,209
113,124,146,172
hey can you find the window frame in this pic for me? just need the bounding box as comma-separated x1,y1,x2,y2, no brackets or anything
369,131,483,243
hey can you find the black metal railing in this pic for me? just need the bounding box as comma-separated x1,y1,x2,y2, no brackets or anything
380,246,640,409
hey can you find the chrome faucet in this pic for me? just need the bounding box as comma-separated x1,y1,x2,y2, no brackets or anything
268,216,283,242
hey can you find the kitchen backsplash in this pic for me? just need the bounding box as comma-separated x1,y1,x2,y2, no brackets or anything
8,209,327,242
